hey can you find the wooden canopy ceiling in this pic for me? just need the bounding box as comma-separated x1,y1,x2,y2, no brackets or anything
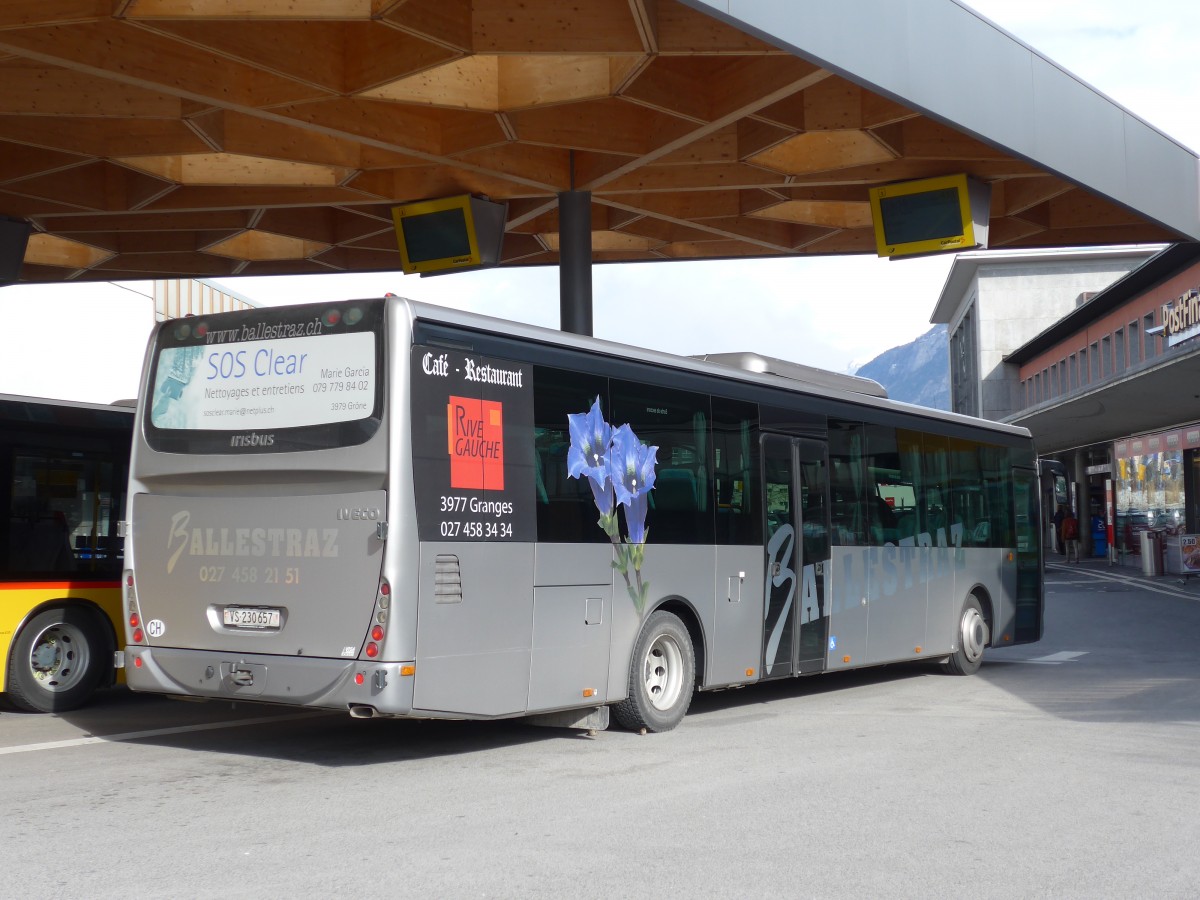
0,0,1186,283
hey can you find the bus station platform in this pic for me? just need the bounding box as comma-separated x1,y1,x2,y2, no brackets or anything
1045,555,1200,596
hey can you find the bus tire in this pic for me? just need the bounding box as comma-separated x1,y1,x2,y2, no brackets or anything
941,595,988,676
6,607,108,713
613,610,695,733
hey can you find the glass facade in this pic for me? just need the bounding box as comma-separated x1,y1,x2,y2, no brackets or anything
1114,438,1186,556
950,305,979,417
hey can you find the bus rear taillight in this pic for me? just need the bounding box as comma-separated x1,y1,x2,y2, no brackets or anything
123,569,144,643
360,578,389,659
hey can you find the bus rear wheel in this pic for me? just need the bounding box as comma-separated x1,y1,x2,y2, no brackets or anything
613,610,695,733
941,595,988,676
6,607,108,713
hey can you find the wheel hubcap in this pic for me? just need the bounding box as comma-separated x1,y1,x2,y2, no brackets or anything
27,623,87,693
960,607,988,664
642,633,684,711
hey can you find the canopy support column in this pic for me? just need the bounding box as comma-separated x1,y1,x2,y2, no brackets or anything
557,189,593,337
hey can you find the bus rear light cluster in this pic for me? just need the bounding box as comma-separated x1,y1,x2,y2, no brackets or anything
171,320,208,341
361,577,390,659
124,570,144,644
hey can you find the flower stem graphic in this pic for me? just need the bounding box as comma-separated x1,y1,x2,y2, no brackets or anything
567,398,658,615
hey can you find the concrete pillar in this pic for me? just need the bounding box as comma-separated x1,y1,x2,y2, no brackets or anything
557,190,593,336
1073,449,1090,557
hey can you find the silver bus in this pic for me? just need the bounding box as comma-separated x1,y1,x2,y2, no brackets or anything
121,297,1043,732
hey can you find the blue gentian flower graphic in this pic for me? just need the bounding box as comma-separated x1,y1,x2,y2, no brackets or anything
609,424,658,545
567,396,613,515
567,401,658,615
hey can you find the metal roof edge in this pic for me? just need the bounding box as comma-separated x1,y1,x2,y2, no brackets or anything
678,0,1200,242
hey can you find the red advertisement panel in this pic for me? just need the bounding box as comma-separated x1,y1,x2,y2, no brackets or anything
446,396,505,491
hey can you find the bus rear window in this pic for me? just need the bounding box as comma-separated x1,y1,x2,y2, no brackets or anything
144,300,384,454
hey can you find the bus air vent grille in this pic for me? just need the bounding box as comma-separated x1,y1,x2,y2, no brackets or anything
434,554,463,604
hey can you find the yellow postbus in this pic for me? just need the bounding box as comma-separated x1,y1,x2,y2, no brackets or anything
1,393,133,712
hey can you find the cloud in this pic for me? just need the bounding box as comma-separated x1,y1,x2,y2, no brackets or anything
0,282,155,403
206,255,953,376
964,0,1200,151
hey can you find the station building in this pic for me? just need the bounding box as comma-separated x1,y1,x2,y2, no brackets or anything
934,242,1200,572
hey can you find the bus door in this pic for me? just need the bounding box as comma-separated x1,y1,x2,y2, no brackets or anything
762,435,829,678
1012,466,1043,643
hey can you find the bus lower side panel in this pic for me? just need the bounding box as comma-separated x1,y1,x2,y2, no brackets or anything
127,545,1016,718
411,542,766,719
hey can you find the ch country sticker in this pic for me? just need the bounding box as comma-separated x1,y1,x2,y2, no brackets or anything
447,396,505,491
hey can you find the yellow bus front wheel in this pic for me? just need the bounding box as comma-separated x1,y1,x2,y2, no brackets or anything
6,607,109,713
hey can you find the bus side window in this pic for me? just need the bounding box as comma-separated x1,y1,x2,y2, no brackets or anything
531,366,610,543
922,433,952,543
865,423,906,546
829,419,867,546
711,396,760,545
654,467,698,510
610,380,714,545
869,493,898,545
10,485,75,573
984,445,1015,547
896,429,925,542
951,437,1010,547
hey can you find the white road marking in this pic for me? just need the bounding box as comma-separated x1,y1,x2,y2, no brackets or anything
1045,564,1200,600
1018,650,1089,665
0,711,326,756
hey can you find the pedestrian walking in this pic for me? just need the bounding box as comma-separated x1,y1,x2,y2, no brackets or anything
1062,509,1081,563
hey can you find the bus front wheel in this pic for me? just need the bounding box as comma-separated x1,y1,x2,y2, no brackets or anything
6,607,108,713
941,595,988,676
613,610,695,733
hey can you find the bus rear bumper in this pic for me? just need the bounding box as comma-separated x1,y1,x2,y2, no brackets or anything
123,646,416,715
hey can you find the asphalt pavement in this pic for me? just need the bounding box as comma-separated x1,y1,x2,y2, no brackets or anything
3,558,1199,899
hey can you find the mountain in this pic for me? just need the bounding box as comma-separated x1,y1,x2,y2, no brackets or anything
855,325,949,410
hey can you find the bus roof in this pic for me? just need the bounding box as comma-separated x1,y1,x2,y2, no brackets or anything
0,393,137,415
397,297,1032,441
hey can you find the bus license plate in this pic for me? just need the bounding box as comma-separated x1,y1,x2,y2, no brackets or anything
223,607,281,629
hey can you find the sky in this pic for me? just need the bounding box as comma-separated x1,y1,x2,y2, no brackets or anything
2,0,1199,404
